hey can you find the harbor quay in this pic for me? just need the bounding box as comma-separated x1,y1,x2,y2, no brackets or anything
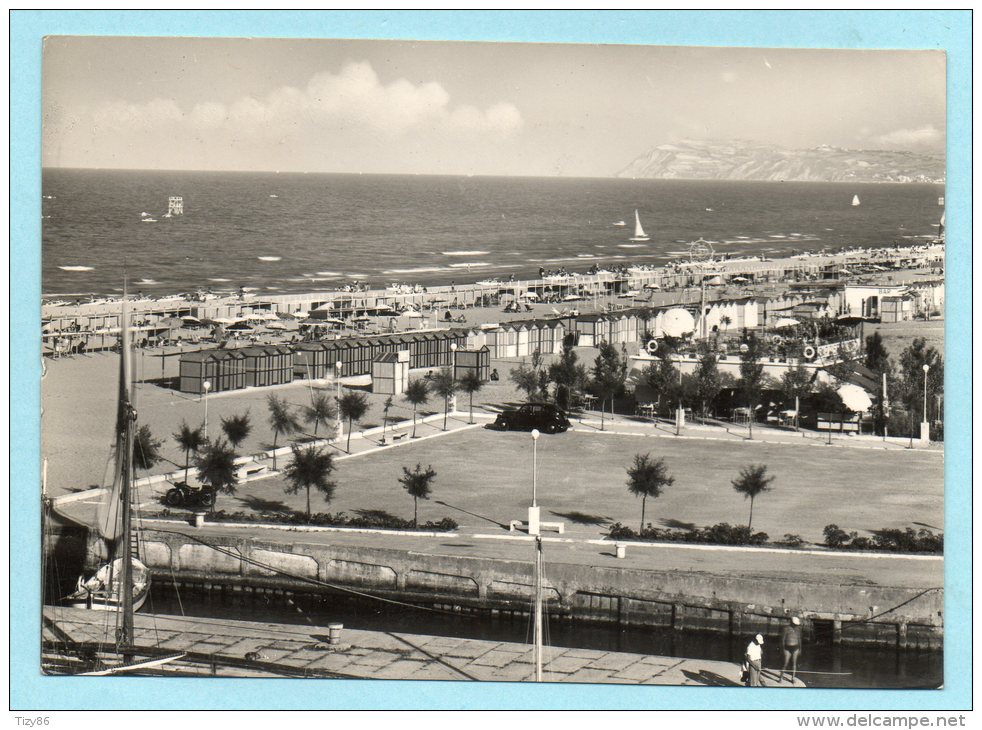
42,606,805,686
62,514,941,651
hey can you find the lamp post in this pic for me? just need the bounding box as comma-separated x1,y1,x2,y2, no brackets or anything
335,361,344,442
528,429,541,536
676,364,683,436
202,380,212,440
921,363,930,442
449,342,459,414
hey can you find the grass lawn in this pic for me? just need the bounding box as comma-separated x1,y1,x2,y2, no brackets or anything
224,428,944,544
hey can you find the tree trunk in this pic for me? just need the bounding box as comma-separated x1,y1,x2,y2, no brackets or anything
184,449,190,482
412,407,418,438
748,496,754,531
640,495,646,534
600,398,606,431
272,433,278,470
346,417,353,453
414,497,418,528
469,393,474,424
306,485,311,522
443,397,448,431
747,402,754,439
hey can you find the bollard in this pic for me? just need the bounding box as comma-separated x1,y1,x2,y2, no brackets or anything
193,512,206,528
615,543,627,559
328,623,343,645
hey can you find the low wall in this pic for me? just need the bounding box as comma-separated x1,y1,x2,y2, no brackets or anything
94,526,942,650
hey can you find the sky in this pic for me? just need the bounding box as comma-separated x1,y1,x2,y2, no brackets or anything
42,37,946,177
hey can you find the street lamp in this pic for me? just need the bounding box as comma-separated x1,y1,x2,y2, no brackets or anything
335,361,344,442
202,380,212,439
922,363,930,421
529,429,541,536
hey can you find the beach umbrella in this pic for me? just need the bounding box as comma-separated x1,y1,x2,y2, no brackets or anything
402,311,424,318
181,315,201,323
837,384,873,412
292,310,310,319
227,322,254,331
731,276,749,283
771,317,800,329
520,291,539,300
265,322,288,330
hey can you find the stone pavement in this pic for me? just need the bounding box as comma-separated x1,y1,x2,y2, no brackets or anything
43,607,804,686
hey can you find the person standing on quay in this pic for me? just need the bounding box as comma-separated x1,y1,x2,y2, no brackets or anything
779,616,802,684
744,634,765,687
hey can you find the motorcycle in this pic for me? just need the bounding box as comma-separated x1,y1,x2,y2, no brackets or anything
164,481,216,509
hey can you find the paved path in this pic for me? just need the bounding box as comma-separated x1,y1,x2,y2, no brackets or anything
43,607,804,686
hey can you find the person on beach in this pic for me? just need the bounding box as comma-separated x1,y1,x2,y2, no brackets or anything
779,617,802,684
744,634,764,687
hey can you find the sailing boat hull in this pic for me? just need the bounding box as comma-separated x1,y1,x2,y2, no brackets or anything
67,557,151,613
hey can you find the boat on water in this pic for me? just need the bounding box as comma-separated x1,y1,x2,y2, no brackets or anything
612,220,626,227
66,558,150,611
44,288,174,675
629,210,650,242
257,256,282,262
851,195,861,207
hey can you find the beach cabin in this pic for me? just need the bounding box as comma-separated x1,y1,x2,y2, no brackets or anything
513,322,531,358
453,346,491,383
179,349,247,394
372,351,410,395
292,341,334,380
880,295,914,323
575,314,609,348
241,345,294,388
493,323,519,359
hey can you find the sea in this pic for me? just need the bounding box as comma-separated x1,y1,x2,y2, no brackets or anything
41,168,945,298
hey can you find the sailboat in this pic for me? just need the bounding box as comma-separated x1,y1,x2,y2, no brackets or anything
62,289,154,643
851,195,861,207
629,209,650,242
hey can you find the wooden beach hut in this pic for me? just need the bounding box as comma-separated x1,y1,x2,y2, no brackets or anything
241,345,294,388
292,341,333,380
454,346,491,383
179,349,247,394
575,314,610,347
372,350,410,395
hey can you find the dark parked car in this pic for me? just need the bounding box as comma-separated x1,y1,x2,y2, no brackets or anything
491,402,571,434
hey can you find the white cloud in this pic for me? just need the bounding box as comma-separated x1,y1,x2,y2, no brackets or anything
872,125,944,149
88,60,522,141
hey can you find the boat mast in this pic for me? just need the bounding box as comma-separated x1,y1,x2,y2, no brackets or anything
117,286,136,660
533,535,543,683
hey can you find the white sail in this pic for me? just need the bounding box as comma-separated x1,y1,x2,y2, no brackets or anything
630,210,649,241
851,195,861,207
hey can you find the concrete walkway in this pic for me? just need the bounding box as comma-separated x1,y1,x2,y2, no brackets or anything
43,607,804,686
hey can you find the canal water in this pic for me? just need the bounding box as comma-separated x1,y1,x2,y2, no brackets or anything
146,583,942,690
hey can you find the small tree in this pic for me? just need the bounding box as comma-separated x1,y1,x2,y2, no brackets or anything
267,394,302,469
304,391,337,437
283,444,337,520
738,333,767,439
626,453,675,533
430,367,457,431
338,391,369,453
381,395,393,442
510,363,540,402
221,412,252,449
173,421,205,482
864,331,891,374
780,364,813,431
132,424,162,471
404,379,430,438
548,343,588,412
591,342,628,430
195,438,239,509
399,463,437,527
458,370,483,424
731,464,775,530
694,346,723,418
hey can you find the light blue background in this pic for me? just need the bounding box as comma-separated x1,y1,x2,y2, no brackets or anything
11,10,971,710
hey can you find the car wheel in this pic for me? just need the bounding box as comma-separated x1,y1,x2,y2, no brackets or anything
198,490,216,508
164,489,183,507
544,423,558,435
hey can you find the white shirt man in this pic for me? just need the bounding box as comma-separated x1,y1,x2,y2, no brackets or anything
744,634,764,687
